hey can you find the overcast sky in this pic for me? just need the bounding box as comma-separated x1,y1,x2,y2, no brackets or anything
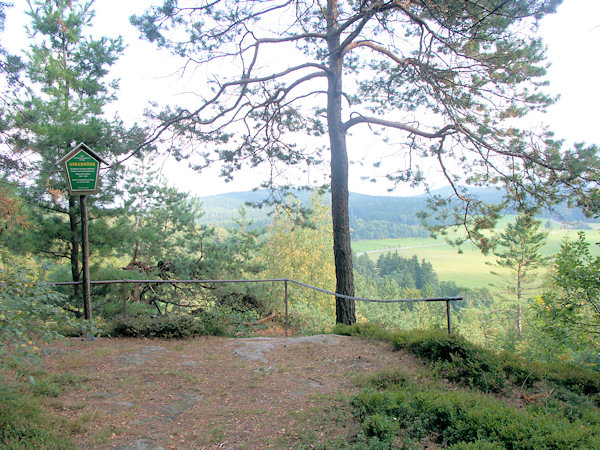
4,0,600,197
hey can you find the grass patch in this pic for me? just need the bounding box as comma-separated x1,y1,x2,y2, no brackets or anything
30,372,85,397
280,395,360,450
0,383,76,449
0,357,89,449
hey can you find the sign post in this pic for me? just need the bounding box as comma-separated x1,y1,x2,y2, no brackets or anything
58,143,107,341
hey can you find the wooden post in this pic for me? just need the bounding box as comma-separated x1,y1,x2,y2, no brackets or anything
123,280,127,319
284,280,288,337
446,300,452,335
59,143,106,342
80,195,93,341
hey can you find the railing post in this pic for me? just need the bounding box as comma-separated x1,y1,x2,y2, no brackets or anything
284,280,288,337
123,280,127,319
446,300,452,334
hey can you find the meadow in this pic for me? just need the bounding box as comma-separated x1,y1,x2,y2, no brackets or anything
352,222,600,290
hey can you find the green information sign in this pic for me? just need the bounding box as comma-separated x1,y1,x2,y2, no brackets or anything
66,150,99,192
58,143,107,195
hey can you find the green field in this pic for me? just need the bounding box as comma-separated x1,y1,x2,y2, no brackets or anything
352,228,600,290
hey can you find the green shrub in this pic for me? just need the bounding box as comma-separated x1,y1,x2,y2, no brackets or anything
499,352,600,398
499,352,541,387
448,439,505,449
362,413,399,441
0,259,86,373
352,390,405,419
337,323,600,449
391,329,477,362
363,368,410,390
391,329,505,392
499,352,600,413
105,313,226,339
544,361,600,397
99,300,153,321
351,387,600,448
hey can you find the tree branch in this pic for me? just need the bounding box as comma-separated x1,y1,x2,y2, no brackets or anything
343,114,455,138
344,39,412,66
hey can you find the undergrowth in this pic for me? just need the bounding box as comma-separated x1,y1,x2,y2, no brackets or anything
103,306,271,338
333,323,600,448
104,312,227,338
351,385,600,448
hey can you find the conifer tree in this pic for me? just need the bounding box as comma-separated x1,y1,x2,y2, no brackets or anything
7,0,144,305
488,213,549,339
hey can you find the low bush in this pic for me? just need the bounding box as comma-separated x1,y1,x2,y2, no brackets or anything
498,352,541,387
544,360,600,397
351,386,600,448
99,300,154,321
0,261,78,370
362,368,410,391
391,329,505,392
337,323,600,449
500,352,600,409
334,323,600,398
105,313,226,339
361,412,399,442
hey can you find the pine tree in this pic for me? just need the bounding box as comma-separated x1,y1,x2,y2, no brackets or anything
7,1,142,308
488,213,549,340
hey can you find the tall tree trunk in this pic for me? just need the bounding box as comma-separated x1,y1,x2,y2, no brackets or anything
516,266,523,339
68,196,81,302
516,304,522,339
327,0,355,325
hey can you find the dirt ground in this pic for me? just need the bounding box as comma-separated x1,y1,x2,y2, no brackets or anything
40,333,421,449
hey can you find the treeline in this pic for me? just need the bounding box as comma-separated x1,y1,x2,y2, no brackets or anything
3,176,600,371
356,252,445,295
353,251,474,331
350,219,428,240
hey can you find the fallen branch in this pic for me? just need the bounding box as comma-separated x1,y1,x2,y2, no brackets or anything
522,389,554,404
244,311,276,327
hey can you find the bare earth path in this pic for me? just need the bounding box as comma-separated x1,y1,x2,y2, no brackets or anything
41,335,419,449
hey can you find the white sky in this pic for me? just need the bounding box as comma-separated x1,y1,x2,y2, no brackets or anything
3,0,600,197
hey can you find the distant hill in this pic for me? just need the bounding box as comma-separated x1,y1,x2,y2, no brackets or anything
196,187,596,239
196,189,431,238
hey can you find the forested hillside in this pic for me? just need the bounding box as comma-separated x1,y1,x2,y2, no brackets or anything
198,187,597,240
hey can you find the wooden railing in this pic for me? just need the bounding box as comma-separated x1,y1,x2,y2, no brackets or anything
51,278,463,336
